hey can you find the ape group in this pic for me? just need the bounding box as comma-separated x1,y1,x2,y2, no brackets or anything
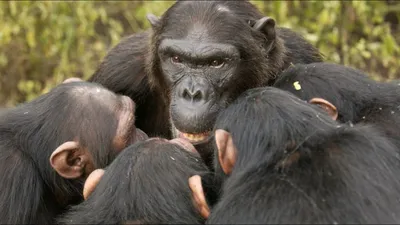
2,1,400,224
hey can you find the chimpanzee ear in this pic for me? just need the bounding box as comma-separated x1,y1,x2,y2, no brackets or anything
309,97,338,120
62,77,83,84
189,175,210,219
83,168,105,200
49,141,90,179
146,13,161,29
252,17,276,39
215,129,237,175
252,17,276,52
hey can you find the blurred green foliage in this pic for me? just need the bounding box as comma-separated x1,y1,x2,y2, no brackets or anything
0,1,399,106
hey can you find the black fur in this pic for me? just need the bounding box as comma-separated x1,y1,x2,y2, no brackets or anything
0,82,128,224
58,139,217,224
89,1,323,163
88,31,171,139
208,87,400,224
273,62,400,149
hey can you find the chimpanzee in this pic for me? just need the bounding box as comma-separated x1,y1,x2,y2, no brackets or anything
0,81,147,224
89,1,323,162
273,62,400,149
189,87,400,224
57,138,217,224
63,77,84,83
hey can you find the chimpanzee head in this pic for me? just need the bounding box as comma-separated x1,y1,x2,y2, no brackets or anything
58,138,217,224
186,87,338,219
2,81,147,206
197,88,400,225
47,82,148,176
145,1,284,145
273,62,391,123
212,87,337,180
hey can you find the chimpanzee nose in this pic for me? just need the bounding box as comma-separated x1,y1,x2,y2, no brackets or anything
182,88,204,102
177,77,209,104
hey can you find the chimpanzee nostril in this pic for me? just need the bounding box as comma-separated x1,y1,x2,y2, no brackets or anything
192,91,202,102
182,89,191,101
182,88,203,102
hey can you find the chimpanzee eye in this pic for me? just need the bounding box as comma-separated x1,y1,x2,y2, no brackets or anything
171,55,182,64
210,59,225,68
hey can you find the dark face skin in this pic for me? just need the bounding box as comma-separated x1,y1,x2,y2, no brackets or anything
159,40,241,139
150,1,277,146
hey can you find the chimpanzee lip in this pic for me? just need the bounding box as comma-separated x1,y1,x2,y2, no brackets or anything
175,129,211,145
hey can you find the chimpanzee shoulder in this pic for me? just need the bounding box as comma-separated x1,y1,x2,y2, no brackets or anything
273,62,400,149
89,30,171,138
277,27,324,66
89,31,149,98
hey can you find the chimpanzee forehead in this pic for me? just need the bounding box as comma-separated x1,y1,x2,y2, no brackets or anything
161,2,247,42
185,23,212,42
68,86,121,111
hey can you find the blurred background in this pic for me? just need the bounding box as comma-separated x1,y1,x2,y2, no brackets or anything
0,0,399,107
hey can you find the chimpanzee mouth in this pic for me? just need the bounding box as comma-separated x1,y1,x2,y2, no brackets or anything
175,129,211,144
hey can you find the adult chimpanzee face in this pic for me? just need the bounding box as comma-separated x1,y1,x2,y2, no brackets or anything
150,1,275,145
158,40,241,141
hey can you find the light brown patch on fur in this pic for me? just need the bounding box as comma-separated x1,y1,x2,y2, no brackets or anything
277,151,301,169
327,143,341,155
